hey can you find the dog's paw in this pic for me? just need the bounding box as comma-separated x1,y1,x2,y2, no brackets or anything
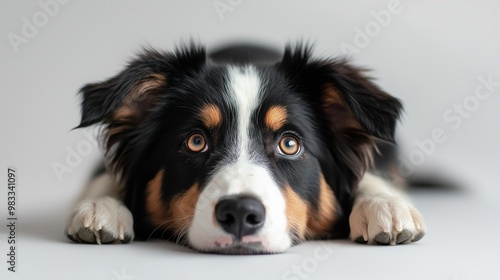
65,196,134,244
349,194,426,245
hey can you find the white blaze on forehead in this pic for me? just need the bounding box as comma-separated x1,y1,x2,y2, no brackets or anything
187,66,292,253
227,66,261,162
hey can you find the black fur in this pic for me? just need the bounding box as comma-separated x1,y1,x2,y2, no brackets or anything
276,44,403,237
77,43,402,243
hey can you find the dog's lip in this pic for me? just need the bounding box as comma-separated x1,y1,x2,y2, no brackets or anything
200,241,276,255
211,246,269,255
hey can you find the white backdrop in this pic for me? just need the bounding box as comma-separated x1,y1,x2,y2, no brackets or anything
1,1,499,279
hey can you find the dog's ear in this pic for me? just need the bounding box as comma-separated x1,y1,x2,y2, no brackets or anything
317,61,402,143
77,45,206,175
77,46,206,129
279,45,402,179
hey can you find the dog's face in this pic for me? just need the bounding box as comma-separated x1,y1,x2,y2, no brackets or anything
78,45,401,254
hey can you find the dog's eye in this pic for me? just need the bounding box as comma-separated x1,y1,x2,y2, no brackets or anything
278,134,301,156
186,133,208,153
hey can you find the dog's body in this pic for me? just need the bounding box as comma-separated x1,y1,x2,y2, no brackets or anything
65,43,425,254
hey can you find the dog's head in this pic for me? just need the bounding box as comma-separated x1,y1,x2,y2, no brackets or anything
78,44,402,254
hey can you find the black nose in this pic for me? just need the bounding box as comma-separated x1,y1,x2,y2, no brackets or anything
215,196,266,239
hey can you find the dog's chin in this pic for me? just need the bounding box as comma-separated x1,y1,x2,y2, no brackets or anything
197,241,278,255
186,234,292,255
187,227,294,254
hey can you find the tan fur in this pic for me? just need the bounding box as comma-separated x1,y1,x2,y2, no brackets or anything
283,174,337,240
146,169,200,235
128,73,167,102
323,84,377,170
307,174,337,237
199,104,222,129
283,185,309,239
113,73,167,121
265,106,288,131
167,183,200,233
322,84,362,131
146,170,169,227
106,73,167,147
113,106,135,121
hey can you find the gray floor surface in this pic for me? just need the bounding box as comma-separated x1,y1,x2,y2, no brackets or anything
2,188,499,280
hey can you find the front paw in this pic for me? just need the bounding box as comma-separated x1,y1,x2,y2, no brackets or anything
349,194,426,245
65,197,134,244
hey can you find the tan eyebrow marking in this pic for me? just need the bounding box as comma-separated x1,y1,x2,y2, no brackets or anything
199,104,222,129
265,105,288,131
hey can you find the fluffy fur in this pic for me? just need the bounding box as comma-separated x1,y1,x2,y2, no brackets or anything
65,43,425,254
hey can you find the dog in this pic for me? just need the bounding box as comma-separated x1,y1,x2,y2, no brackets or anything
65,43,426,254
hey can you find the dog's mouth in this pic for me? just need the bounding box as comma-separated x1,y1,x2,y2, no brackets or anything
198,241,276,255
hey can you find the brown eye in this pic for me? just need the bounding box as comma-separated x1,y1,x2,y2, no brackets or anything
186,133,207,153
278,134,301,156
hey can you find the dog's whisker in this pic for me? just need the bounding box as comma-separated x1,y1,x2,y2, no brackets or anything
65,42,423,256
147,215,195,241
147,221,171,242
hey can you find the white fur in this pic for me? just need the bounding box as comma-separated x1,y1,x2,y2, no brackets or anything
67,66,425,251
349,173,426,245
65,174,134,244
188,67,291,252
229,65,262,162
